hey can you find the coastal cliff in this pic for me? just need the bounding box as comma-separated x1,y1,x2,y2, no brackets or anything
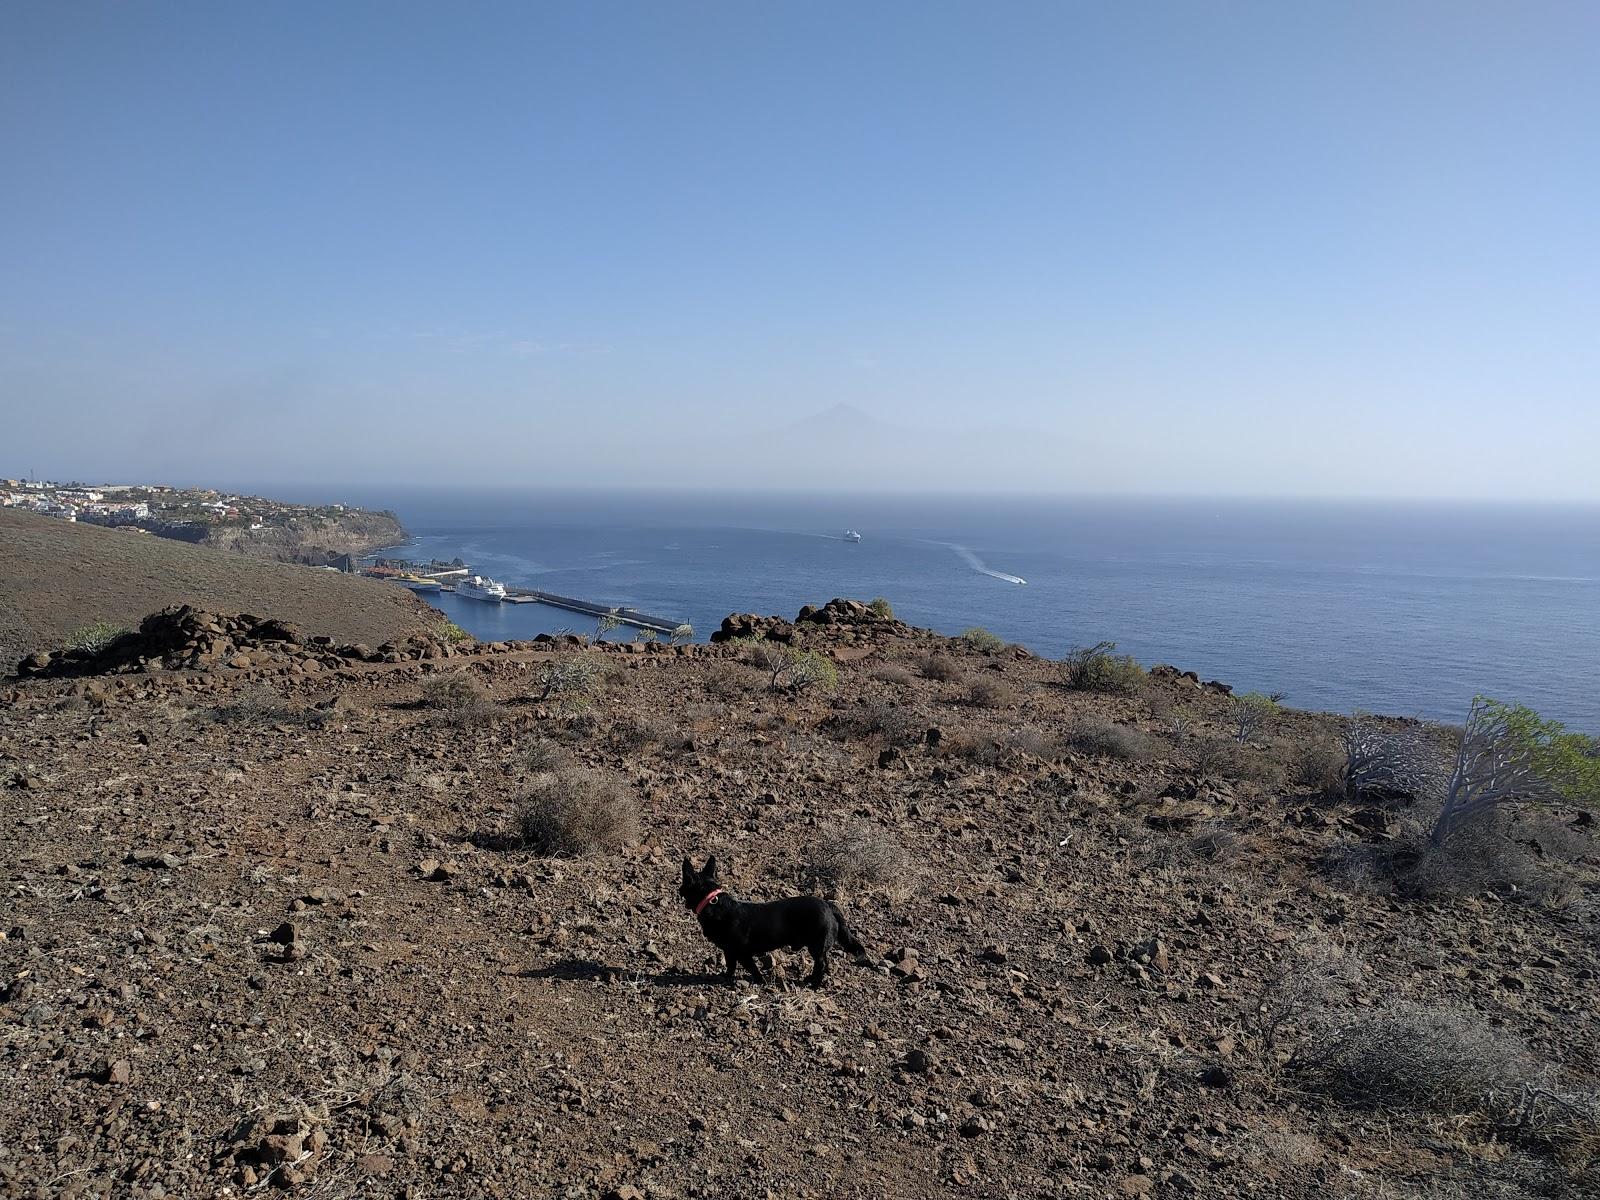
195,507,406,565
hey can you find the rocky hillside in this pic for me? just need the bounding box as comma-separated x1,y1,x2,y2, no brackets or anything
1,600,1596,1199
0,508,437,671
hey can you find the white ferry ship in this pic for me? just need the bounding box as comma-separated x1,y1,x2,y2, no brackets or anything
843,529,862,542
456,575,507,602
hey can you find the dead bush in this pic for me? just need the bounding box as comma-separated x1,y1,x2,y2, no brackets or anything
870,662,915,687
517,767,639,856
1396,812,1575,905
1507,1086,1600,1166
918,654,965,683
1189,823,1243,861
701,661,751,699
1291,739,1346,797
1251,936,1365,1050
1008,725,1056,759
830,698,925,747
523,737,562,772
966,677,1018,708
212,684,298,725
609,714,691,752
1063,715,1154,762
802,823,908,892
1292,999,1541,1112
421,670,497,728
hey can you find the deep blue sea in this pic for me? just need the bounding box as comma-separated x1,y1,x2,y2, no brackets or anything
270,487,1600,731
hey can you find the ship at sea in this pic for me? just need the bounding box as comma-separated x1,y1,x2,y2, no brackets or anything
843,529,862,542
456,575,507,602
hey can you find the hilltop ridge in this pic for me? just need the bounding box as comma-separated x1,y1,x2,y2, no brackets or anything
1,597,1596,1197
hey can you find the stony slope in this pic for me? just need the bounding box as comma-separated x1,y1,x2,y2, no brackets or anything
0,509,437,670
1,602,1596,1199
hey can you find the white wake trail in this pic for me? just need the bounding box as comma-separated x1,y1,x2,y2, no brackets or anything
939,542,1026,585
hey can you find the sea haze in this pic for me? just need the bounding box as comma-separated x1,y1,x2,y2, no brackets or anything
264,487,1600,731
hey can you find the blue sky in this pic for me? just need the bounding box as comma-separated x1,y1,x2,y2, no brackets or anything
2,2,1597,496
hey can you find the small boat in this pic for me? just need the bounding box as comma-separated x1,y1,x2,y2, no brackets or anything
843,529,862,543
396,574,441,592
456,575,507,602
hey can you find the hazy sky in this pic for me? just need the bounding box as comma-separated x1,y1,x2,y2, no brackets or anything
2,3,1597,497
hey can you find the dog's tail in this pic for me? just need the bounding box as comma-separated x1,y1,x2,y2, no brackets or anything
828,902,866,957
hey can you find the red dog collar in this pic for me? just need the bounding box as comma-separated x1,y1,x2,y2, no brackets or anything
693,888,723,917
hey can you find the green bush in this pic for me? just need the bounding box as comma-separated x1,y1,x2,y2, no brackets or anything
868,597,895,619
432,619,470,646
1062,642,1145,694
960,627,1006,653
536,654,603,702
67,622,129,654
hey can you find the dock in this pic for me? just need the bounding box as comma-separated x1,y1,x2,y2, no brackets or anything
502,588,683,635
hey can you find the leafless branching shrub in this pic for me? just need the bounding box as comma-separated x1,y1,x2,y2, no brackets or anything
1291,999,1541,1112
523,737,562,772
830,698,925,747
1250,936,1365,1051
802,822,908,892
1398,813,1574,905
1063,715,1154,763
517,767,639,856
1228,692,1279,743
1506,1086,1600,1166
1342,720,1445,803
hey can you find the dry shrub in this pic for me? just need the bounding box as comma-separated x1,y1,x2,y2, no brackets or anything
1293,999,1541,1112
830,698,925,747
422,670,497,728
1507,1087,1600,1166
959,627,1007,653
608,714,689,751
1251,936,1365,1050
1063,715,1153,762
1291,738,1346,796
701,661,751,699
918,654,965,683
966,677,1018,709
1397,813,1576,906
946,723,1057,764
213,684,297,725
1188,822,1243,861
870,662,915,687
535,654,603,702
517,767,639,856
803,823,908,892
523,736,562,772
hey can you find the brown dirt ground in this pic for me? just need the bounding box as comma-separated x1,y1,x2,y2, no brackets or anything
1,617,1596,1199
0,509,436,670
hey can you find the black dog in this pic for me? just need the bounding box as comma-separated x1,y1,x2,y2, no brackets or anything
679,856,864,988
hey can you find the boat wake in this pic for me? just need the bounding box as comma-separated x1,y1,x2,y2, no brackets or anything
939,542,1026,585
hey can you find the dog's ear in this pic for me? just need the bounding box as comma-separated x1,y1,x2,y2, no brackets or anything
681,857,695,884
704,855,719,880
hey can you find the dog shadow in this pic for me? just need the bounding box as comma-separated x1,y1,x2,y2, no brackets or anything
519,957,727,988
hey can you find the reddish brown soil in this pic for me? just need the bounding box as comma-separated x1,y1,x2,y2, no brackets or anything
1,612,1596,1199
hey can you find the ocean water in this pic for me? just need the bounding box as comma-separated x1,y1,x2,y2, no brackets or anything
275,487,1600,731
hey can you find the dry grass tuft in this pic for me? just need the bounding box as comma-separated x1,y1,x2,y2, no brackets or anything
966,677,1018,709
802,822,908,892
918,653,965,683
421,670,497,728
517,767,639,856
1063,715,1154,762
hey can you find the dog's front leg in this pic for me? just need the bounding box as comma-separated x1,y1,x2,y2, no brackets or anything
742,956,766,985
723,949,739,985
